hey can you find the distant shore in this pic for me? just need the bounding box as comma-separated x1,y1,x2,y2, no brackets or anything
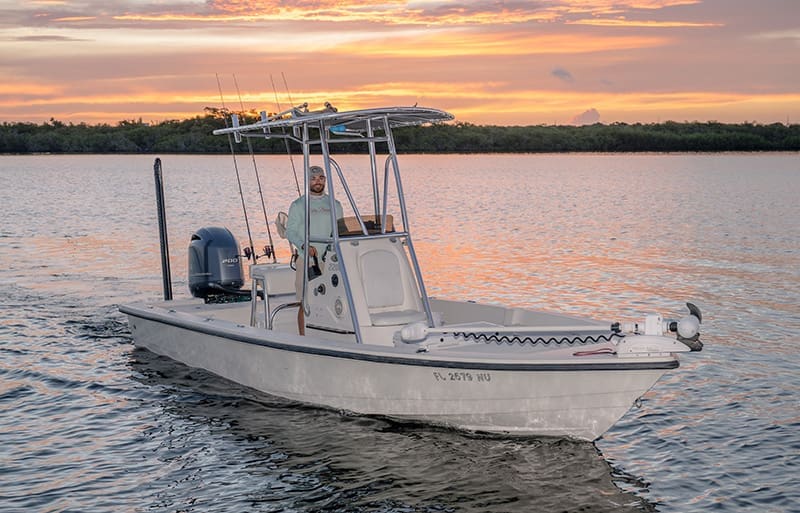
2,114,798,154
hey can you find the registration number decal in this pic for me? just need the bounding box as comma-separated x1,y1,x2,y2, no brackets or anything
433,371,492,383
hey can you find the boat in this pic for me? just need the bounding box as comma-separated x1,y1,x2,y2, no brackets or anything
120,104,704,441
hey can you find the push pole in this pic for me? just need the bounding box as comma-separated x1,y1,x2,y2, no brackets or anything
153,158,173,300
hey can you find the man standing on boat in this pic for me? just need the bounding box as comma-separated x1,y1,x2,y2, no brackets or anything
286,165,343,335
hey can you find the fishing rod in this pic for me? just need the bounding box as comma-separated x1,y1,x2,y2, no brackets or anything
281,72,295,108
271,73,301,197
233,74,276,263
216,73,256,264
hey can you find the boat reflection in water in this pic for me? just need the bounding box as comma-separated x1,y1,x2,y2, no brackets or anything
131,349,655,512
121,104,704,442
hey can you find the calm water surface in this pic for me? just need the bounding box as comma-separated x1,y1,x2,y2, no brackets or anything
1,153,798,512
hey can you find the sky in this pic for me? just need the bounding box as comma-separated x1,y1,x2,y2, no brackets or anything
1,0,798,126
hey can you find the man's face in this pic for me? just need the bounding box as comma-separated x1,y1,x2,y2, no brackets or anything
310,174,326,195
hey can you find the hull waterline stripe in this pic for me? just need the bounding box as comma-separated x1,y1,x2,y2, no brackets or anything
120,305,679,372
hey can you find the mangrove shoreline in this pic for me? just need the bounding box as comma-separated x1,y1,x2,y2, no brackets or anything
2,113,799,154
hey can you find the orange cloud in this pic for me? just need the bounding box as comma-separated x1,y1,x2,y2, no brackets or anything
52,16,97,22
335,31,670,58
203,0,559,25
0,83,61,95
557,0,702,13
6,80,795,126
110,0,707,26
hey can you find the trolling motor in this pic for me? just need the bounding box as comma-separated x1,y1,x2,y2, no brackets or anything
674,302,703,350
617,302,704,352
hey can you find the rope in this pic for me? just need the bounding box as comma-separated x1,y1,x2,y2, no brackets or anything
573,347,617,356
450,331,625,346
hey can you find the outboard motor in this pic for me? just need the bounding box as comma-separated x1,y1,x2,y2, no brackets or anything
188,226,245,299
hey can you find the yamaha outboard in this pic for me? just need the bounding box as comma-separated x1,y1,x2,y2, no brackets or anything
188,226,245,300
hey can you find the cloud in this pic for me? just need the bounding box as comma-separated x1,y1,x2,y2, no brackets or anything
0,0,717,29
335,32,667,59
751,29,800,42
13,35,90,42
552,68,574,83
568,18,721,28
569,108,601,125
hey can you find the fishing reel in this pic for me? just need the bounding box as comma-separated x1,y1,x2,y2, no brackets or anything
242,244,275,261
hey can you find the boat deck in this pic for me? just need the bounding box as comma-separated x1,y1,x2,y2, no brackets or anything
138,298,628,362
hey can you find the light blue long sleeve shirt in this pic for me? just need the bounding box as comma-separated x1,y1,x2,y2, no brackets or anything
286,194,343,259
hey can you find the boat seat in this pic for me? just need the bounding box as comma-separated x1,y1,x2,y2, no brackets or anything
251,263,295,297
345,239,426,327
249,263,298,328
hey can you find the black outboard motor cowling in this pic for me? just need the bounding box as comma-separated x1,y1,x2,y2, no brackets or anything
188,227,245,298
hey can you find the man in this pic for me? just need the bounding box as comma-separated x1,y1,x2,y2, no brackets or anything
286,165,343,335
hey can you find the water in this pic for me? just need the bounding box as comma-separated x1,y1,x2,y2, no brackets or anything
1,153,798,512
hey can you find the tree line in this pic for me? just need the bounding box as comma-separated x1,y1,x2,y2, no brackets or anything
2,109,798,154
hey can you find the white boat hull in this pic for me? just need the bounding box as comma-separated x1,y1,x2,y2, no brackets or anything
123,301,676,441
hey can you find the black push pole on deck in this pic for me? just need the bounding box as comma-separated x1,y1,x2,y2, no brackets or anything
153,158,173,300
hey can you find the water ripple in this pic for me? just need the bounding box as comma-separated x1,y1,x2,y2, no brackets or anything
2,154,799,512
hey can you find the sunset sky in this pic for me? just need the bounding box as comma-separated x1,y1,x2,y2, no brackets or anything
1,0,798,126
